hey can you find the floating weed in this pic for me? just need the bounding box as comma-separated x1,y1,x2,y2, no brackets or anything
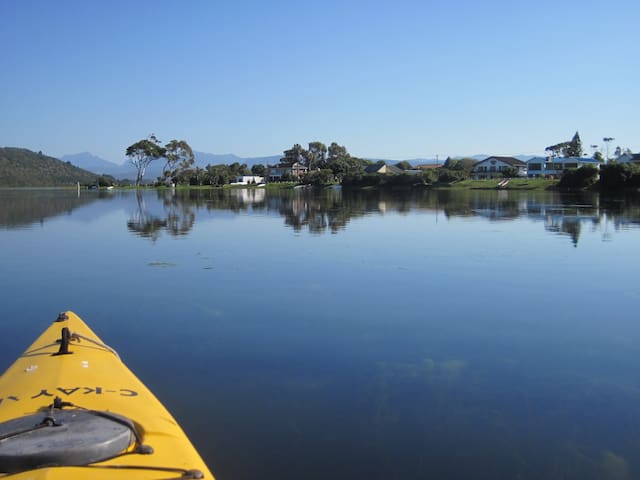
377,358,467,384
601,451,629,479
148,261,177,268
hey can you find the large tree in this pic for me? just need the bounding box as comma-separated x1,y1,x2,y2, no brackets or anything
282,144,306,165
545,132,583,158
251,164,266,176
163,140,195,184
305,141,327,169
126,134,166,187
328,142,349,161
564,131,583,157
545,141,570,158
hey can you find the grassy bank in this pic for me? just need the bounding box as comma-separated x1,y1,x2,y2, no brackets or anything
439,178,558,191
120,178,558,191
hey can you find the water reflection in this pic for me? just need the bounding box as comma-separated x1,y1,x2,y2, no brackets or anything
3,188,640,246
0,189,105,229
134,188,640,246
3,187,640,480
127,190,196,241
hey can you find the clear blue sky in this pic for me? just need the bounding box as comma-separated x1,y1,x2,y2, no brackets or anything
1,0,637,163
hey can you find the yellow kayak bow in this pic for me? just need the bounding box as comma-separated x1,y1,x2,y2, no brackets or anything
0,311,215,479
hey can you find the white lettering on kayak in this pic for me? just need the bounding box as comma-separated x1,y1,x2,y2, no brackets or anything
5,387,140,401
0,388,139,404
27,387,138,403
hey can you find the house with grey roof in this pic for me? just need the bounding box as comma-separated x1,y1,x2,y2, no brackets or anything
526,157,601,178
472,156,527,180
267,162,308,182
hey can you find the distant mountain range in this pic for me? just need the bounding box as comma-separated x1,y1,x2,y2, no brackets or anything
61,152,282,179
60,151,536,180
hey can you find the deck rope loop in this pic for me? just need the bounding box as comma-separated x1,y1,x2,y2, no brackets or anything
69,331,121,360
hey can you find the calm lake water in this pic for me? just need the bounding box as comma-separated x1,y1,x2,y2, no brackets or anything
1,187,640,479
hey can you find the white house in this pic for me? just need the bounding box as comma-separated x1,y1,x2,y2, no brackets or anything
472,156,527,180
267,162,309,182
616,153,640,165
526,157,601,178
231,175,264,185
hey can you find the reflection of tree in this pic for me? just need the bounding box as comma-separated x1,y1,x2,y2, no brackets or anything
124,187,640,243
127,190,195,241
600,191,640,231
269,189,371,234
127,190,167,241
161,191,195,236
545,217,581,246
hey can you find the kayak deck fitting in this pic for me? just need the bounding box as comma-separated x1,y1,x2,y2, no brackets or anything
0,311,215,479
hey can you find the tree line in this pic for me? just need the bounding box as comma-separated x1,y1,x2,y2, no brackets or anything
124,134,486,189
125,136,378,186
125,131,635,189
125,135,484,188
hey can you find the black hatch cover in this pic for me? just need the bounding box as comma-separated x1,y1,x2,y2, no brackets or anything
0,410,135,472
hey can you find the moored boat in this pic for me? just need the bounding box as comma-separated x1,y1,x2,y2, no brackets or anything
0,311,215,479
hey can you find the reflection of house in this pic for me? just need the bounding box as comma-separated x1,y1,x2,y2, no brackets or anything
229,188,266,203
526,157,601,178
231,175,264,185
365,163,402,174
617,153,640,165
472,156,527,179
267,162,308,181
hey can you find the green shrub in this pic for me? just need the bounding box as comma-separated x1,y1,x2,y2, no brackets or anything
599,163,639,190
558,166,599,189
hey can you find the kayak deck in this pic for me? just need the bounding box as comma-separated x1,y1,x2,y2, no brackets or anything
0,311,214,479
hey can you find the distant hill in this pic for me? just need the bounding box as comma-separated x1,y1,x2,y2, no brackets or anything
62,152,133,179
193,152,282,169
0,148,101,187
61,152,123,175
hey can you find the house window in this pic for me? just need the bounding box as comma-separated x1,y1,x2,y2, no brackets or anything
565,163,578,169
529,163,542,171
